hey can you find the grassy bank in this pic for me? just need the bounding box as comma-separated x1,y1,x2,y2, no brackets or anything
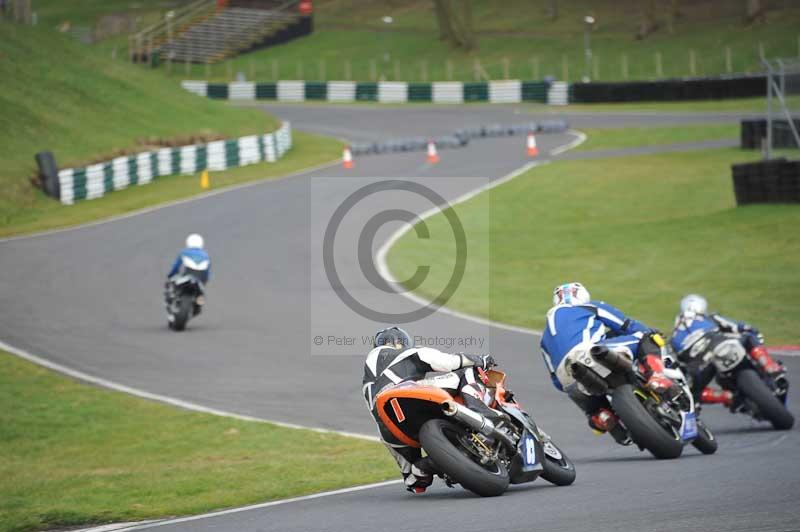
574,123,738,152
0,21,343,237
387,147,800,344
0,350,395,532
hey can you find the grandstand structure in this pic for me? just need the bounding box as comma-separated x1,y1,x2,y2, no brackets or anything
130,0,312,65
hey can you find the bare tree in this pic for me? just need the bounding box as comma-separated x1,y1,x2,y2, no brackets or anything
431,0,477,51
744,0,767,24
635,0,660,40
548,0,558,21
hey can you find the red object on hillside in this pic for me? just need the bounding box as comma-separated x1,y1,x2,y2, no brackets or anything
216,0,229,9
299,0,313,15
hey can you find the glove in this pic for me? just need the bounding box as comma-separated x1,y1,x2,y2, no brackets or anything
403,464,433,494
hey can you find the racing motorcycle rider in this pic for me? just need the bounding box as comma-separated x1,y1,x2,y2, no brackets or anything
540,282,677,444
165,233,211,313
362,327,499,494
670,294,786,407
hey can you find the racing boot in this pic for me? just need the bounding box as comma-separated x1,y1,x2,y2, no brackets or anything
700,387,733,407
638,354,681,400
589,408,631,445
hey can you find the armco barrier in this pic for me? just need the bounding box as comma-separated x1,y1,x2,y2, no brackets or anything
181,80,552,104
731,158,800,205
56,122,292,205
571,74,765,103
741,119,800,149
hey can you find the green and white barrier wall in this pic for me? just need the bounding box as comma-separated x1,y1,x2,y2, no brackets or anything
181,80,569,105
57,122,292,205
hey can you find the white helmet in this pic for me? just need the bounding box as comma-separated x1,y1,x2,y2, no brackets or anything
680,294,707,316
553,282,591,306
186,233,204,249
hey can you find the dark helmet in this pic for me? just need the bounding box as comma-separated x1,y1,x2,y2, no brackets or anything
374,326,411,349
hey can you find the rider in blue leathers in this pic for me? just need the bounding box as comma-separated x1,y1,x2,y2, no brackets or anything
540,282,675,443
670,294,784,406
167,233,211,284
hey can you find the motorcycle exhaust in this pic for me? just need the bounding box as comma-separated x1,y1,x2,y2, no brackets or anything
570,362,608,395
442,400,516,451
590,346,633,372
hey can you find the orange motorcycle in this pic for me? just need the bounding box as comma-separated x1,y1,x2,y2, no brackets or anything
375,369,576,497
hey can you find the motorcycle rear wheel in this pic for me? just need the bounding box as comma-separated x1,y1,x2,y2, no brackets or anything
170,295,193,332
419,419,509,497
737,369,794,430
611,384,683,460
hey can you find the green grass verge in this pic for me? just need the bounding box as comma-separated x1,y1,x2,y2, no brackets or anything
0,21,285,231
0,131,342,238
387,147,800,344
0,350,395,532
574,124,738,152
154,1,800,83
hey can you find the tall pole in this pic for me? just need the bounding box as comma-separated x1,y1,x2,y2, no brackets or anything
583,16,595,82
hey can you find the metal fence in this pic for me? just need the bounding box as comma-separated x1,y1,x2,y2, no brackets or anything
763,58,800,159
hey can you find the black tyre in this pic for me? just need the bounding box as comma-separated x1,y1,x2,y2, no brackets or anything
691,419,718,455
539,439,576,486
611,384,683,459
419,419,509,497
737,369,794,430
171,295,193,332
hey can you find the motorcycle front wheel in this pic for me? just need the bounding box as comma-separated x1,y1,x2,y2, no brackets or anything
419,419,509,497
691,419,718,455
539,439,576,486
611,384,683,460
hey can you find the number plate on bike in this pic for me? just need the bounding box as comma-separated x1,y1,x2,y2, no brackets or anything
522,434,538,467
681,412,698,441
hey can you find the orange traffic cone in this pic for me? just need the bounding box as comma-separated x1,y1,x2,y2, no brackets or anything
526,132,539,157
426,140,440,164
342,146,354,169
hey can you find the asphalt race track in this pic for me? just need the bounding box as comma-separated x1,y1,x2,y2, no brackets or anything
1,105,798,532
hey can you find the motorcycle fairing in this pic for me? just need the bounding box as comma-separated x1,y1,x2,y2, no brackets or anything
375,385,453,448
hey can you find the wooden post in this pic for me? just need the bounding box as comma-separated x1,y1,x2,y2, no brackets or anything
205,60,210,80
421,60,428,82
446,59,453,81
530,56,540,80
250,57,255,80
561,55,568,82
344,59,351,80
393,60,400,81
272,59,278,80
502,57,509,80
725,46,732,74
369,59,377,81
758,42,765,59
689,49,696,76
621,53,628,80
592,54,599,80
655,51,663,78
473,59,481,81
296,60,303,79
111,45,117,61
318,58,325,81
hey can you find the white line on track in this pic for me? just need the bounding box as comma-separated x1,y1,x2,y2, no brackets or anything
0,339,379,442
73,480,402,532
375,129,588,338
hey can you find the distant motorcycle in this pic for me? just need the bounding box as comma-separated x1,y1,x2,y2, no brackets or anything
164,256,208,331
675,329,793,430
569,345,717,459
375,368,575,497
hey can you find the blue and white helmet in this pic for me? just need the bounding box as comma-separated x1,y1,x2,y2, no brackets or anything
553,282,591,306
680,294,707,316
